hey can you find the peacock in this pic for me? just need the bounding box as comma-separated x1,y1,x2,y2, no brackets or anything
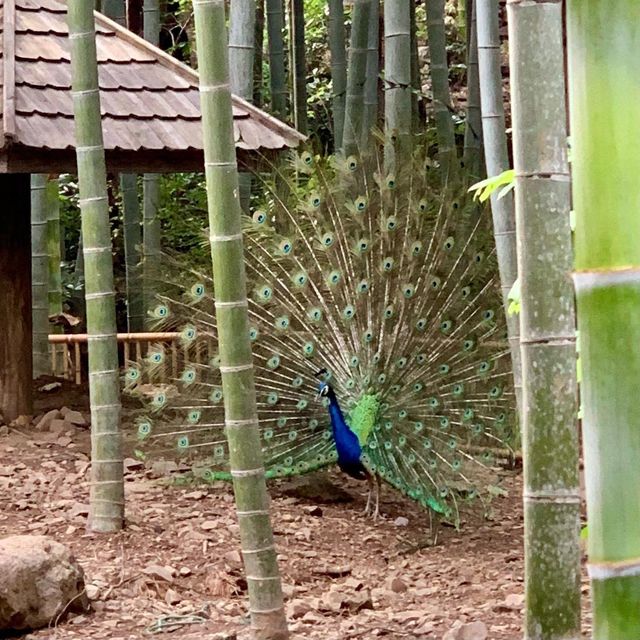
126,140,515,524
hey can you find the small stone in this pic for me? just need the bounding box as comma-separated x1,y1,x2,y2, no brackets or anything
287,599,312,619
10,415,32,428
224,550,242,565
85,584,100,600
304,505,323,517
388,576,408,593
0,425,8,437
201,521,217,531
179,566,192,577
165,588,181,605
67,503,90,519
150,460,178,477
56,436,73,447
394,516,409,527
142,564,174,583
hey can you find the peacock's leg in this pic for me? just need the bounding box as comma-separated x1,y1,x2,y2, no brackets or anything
364,473,374,515
372,474,381,520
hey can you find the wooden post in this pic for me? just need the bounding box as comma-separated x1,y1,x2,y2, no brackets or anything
0,174,33,421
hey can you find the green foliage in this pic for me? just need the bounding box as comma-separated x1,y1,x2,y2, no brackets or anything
469,169,515,203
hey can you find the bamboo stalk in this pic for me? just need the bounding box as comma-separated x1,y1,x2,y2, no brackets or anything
384,0,412,161
46,178,63,323
343,0,372,156
508,0,581,636
143,0,161,327
266,0,288,118
289,0,307,134
48,332,180,344
328,0,347,148
476,0,522,420
426,0,457,181
31,174,50,378
362,0,380,146
192,2,289,637
463,0,483,179
67,0,124,533
254,0,265,107
568,1,640,636
409,0,420,132
101,0,125,23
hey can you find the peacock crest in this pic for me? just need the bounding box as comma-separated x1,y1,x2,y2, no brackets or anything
126,141,515,523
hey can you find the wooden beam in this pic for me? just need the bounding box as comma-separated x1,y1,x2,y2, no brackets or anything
0,174,32,421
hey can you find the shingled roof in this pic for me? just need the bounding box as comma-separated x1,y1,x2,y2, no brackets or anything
0,0,304,172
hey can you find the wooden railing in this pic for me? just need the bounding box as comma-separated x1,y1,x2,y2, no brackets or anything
48,332,181,385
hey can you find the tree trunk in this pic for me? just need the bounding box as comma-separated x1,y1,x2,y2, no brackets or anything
31,175,50,378
68,0,124,533
46,178,63,321
328,0,347,148
508,0,581,637
289,0,307,134
266,0,288,118
476,0,521,420
568,1,640,636
384,0,412,161
426,0,457,181
192,2,289,638
343,0,372,156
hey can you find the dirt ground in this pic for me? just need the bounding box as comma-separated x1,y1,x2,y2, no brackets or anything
0,381,591,639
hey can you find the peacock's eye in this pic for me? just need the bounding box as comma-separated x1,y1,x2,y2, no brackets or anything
301,151,314,165
355,196,367,211
347,155,358,171
253,210,267,225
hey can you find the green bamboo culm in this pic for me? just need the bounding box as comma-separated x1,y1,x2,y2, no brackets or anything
31,175,50,378
342,0,372,156
328,0,347,148
426,0,457,181
568,2,640,637
266,0,288,118
46,178,63,323
101,0,144,334
409,0,421,132
508,0,581,637
289,0,307,135
67,0,124,533
383,0,412,162
191,2,289,638
121,174,143,332
476,0,521,420
362,0,380,143
229,0,256,213
142,0,161,329
463,0,482,180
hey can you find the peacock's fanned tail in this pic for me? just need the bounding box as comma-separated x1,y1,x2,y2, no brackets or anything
127,142,515,521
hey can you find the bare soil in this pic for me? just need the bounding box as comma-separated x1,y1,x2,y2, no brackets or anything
0,381,591,639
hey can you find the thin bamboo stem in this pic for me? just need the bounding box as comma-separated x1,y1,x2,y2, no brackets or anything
508,0,581,636
266,0,288,118
476,0,521,420
463,0,483,179
289,0,307,134
46,178,63,323
192,1,288,637
362,0,380,146
121,174,143,332
328,0,347,148
31,174,50,378
343,0,372,156
67,0,124,533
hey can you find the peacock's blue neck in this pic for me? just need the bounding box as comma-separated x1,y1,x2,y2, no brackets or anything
326,392,363,468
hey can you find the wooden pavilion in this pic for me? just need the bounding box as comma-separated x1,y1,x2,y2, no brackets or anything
0,0,304,420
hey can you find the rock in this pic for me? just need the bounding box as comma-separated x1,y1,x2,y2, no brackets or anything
287,599,312,619
85,583,100,600
493,592,524,612
142,564,174,583
123,458,144,472
444,621,488,640
10,415,32,428
387,576,408,593
165,588,181,605
49,419,70,434
0,535,89,632
303,505,323,517
62,410,87,427
201,520,217,531
0,425,8,437
394,516,409,527
179,566,192,577
150,460,178,477
67,503,90,519
35,410,60,432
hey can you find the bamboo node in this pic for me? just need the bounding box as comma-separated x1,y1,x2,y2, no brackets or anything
574,267,640,292
588,558,640,581
220,364,253,373
231,468,266,478
242,545,276,554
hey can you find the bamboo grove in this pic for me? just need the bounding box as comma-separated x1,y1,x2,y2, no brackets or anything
6,0,628,638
